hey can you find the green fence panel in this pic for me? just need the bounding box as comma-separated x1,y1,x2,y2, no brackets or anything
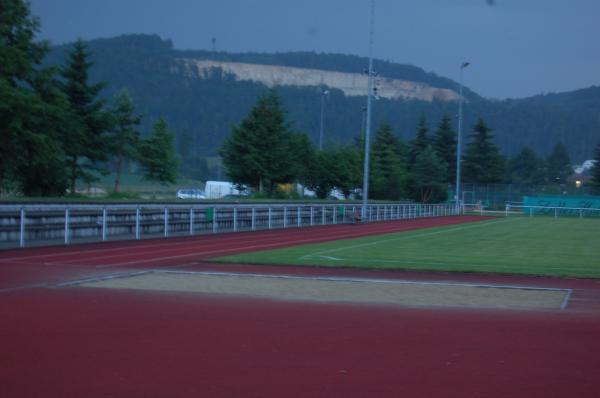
205,207,214,222
524,195,600,209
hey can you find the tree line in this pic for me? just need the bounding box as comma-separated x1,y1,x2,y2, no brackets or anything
39,33,600,175
221,91,600,202
4,1,600,199
1,0,178,196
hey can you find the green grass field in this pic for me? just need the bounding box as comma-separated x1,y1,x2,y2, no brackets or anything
216,217,600,278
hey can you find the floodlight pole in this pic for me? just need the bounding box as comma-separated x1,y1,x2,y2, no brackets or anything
455,61,470,214
362,0,375,220
319,89,329,150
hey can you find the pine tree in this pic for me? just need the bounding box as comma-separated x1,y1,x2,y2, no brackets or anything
408,115,431,167
60,39,112,193
219,91,296,195
138,118,179,185
305,149,337,199
370,124,408,200
288,132,316,190
432,114,456,183
332,145,362,198
546,142,572,185
589,142,600,194
508,147,546,186
0,0,67,195
410,145,448,203
108,90,141,192
462,119,505,184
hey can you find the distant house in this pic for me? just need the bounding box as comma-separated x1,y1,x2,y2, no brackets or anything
573,160,597,175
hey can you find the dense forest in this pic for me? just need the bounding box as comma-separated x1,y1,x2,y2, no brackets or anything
3,0,600,198
43,34,600,176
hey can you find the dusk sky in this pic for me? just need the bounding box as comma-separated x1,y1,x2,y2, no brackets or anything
30,0,600,99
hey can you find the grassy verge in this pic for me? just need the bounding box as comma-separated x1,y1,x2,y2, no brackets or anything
215,217,600,278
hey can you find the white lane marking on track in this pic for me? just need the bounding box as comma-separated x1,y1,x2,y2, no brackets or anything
0,217,474,262
0,282,53,293
561,289,573,310
0,227,337,262
60,221,461,268
34,227,398,266
91,234,374,268
55,271,152,287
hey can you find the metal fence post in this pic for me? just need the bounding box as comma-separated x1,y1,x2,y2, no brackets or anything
189,208,194,235
322,206,326,225
268,207,272,229
64,208,70,245
135,207,140,239
297,207,301,227
213,208,218,233
102,207,107,241
164,207,169,237
233,207,238,232
283,207,287,228
252,207,256,231
20,207,25,248
310,207,314,226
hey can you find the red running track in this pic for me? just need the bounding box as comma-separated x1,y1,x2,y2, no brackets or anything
1,215,599,398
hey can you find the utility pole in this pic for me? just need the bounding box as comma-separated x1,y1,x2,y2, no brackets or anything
319,89,329,150
361,0,375,220
455,61,470,213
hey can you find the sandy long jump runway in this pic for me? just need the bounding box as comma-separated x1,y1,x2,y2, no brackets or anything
1,215,600,398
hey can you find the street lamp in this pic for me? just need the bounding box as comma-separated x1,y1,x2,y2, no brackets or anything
362,0,375,220
319,89,329,150
455,61,470,213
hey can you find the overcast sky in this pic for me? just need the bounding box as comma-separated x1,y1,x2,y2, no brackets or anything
30,0,600,99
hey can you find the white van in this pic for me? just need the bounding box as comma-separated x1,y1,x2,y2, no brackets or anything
204,181,249,199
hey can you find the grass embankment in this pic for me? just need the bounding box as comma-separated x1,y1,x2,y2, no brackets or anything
216,217,600,278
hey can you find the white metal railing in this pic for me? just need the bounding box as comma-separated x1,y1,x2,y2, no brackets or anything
0,202,459,248
504,204,600,219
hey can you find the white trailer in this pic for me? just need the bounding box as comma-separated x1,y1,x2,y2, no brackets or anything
204,181,246,199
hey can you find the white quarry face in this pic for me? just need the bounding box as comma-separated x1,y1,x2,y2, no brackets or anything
177,59,460,102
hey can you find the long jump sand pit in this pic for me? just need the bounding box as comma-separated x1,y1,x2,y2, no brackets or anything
70,271,571,311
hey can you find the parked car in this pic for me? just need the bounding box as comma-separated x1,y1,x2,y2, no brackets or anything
176,189,206,199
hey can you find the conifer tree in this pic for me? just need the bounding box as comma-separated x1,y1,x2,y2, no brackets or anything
508,147,546,185
305,149,337,199
410,145,448,203
408,115,431,167
0,0,67,195
60,39,112,193
546,142,572,185
219,91,296,195
333,145,362,198
589,142,600,194
370,124,408,200
432,114,457,183
138,118,179,185
462,119,505,184
108,90,141,192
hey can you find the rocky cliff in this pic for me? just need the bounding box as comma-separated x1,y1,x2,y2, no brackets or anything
177,59,460,102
